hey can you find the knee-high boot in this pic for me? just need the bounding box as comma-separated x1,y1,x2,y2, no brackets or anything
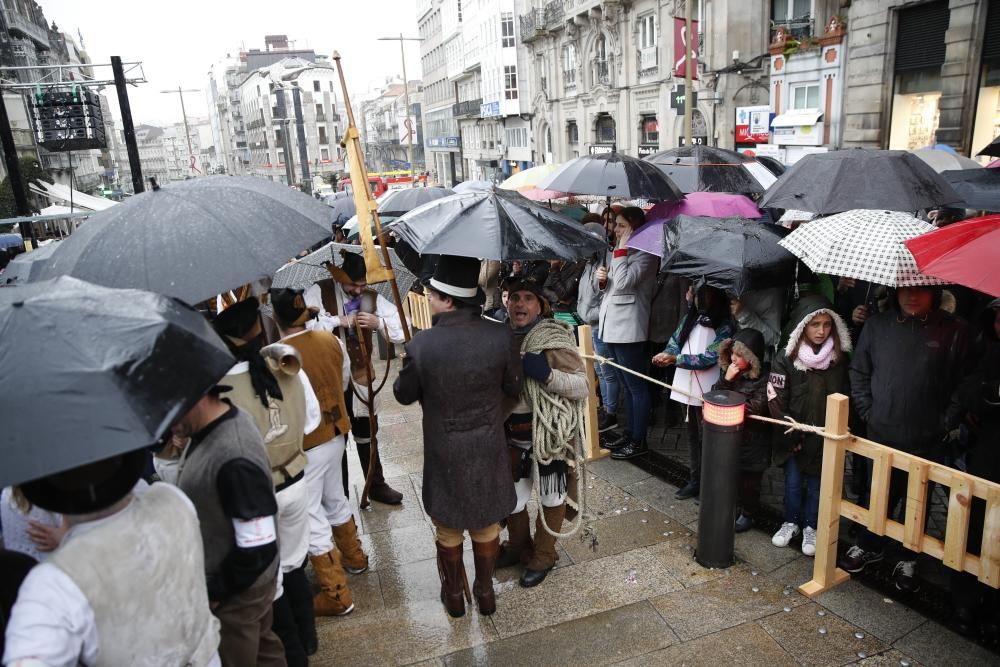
471,537,499,616
436,541,470,618
355,419,403,505
520,504,565,588
495,509,532,568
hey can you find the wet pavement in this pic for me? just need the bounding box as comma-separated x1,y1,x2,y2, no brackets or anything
313,362,998,666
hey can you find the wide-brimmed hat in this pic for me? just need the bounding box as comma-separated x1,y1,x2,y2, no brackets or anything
269,287,314,329
325,249,367,285
21,448,147,514
424,255,485,306
212,298,262,347
503,275,552,317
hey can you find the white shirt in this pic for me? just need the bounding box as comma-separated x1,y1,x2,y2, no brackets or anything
2,484,220,667
303,283,406,344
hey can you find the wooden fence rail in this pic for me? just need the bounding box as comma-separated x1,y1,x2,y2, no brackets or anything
405,291,433,331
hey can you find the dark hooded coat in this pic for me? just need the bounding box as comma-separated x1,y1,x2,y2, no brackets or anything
713,328,771,472
768,295,852,476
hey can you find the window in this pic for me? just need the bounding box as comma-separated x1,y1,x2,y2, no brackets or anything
791,83,820,110
457,0,462,22
563,44,577,85
596,114,615,143
501,13,515,48
772,0,813,39
567,121,579,144
321,147,330,161
313,81,321,92
275,129,283,145
641,116,659,144
504,65,518,100
316,103,324,117
319,127,328,144
639,14,656,49
594,35,609,85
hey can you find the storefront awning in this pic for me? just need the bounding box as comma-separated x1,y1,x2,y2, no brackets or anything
771,109,824,128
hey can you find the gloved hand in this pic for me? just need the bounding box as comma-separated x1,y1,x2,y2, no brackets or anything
522,352,552,383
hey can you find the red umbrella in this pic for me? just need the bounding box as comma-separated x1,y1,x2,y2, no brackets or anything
904,215,1000,297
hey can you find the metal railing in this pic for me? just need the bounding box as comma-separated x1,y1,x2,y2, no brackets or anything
452,98,482,117
2,9,49,48
519,9,546,42
771,16,815,41
544,0,564,28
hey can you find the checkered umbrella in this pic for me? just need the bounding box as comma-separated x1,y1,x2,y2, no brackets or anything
778,209,945,287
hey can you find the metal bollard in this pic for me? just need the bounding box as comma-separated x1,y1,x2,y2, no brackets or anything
695,389,746,569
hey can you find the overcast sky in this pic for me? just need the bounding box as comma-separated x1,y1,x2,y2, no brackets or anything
40,0,424,127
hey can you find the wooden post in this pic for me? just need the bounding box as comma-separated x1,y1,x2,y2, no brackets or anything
980,487,1000,587
867,449,891,536
902,460,930,553
800,393,851,597
942,472,971,571
577,324,609,461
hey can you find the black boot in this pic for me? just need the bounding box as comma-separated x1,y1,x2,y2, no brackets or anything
610,438,647,460
675,480,699,500
356,437,403,505
285,563,317,655
604,431,631,451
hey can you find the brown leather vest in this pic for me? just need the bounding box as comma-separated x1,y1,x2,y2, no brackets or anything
283,329,352,449
316,278,378,385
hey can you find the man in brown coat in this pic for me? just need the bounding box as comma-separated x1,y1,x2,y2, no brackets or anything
393,255,523,618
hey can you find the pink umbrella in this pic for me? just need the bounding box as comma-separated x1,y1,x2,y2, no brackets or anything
988,159,1000,169
628,192,762,256
647,191,762,220
519,187,570,201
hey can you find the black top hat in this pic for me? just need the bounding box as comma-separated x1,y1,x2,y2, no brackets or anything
425,255,485,307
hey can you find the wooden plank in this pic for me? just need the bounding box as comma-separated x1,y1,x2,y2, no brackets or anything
868,449,891,536
800,393,850,598
838,500,870,527
943,473,972,571
980,487,1000,588
902,460,930,553
577,325,609,461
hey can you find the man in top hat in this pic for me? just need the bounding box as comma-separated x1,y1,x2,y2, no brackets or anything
393,255,523,618
212,298,322,662
496,276,588,588
270,287,368,618
305,249,406,506
4,450,222,666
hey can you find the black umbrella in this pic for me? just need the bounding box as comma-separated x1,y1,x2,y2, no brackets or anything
271,242,418,298
755,155,786,177
0,276,235,488
941,168,1000,211
661,215,798,296
644,145,766,195
327,195,357,226
538,152,683,202
388,186,607,260
35,176,331,305
759,149,963,215
377,186,456,217
977,135,1000,158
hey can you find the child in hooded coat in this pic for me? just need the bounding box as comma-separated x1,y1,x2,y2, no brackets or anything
767,295,852,556
713,327,770,532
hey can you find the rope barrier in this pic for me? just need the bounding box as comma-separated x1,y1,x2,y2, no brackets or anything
582,352,851,442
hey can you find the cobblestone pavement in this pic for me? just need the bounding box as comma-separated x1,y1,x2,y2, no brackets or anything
313,363,998,666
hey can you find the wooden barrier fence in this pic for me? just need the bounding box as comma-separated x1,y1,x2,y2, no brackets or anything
801,393,1000,597
577,325,611,462
405,291,433,331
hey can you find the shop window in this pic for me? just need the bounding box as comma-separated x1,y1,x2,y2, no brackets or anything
641,116,659,144
972,61,1000,161
889,68,942,151
596,114,616,143
791,84,819,110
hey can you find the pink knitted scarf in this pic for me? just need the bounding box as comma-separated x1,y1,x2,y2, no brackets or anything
796,337,835,370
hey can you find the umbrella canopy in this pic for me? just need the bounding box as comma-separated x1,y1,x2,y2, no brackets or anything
629,193,763,257
272,242,418,298
376,186,455,217
499,163,562,191
911,147,983,173
940,169,1000,211
660,215,798,295
326,195,356,226
453,180,494,193
759,149,963,215
644,145,768,194
778,209,943,287
0,233,23,250
519,187,570,201
388,186,607,261
538,152,683,202
2,241,59,284
755,155,786,177
904,215,1000,297
35,176,331,305
0,276,235,488
977,135,1000,158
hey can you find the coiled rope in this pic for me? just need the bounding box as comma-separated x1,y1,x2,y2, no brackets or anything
521,319,587,538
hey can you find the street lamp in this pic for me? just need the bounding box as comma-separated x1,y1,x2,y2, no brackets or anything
377,34,422,186
160,86,200,176
272,117,295,186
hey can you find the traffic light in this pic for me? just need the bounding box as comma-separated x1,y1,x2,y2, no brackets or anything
30,86,106,151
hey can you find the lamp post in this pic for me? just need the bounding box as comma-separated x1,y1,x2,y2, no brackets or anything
377,34,422,186
160,86,200,176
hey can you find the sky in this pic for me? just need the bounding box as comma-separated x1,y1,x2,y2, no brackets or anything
40,0,425,127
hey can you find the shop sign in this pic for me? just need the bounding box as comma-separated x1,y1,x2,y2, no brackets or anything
736,105,771,144
589,143,616,155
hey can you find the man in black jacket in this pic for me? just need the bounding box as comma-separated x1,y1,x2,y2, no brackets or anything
843,286,975,592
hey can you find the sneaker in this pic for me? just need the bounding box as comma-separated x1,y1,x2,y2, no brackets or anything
674,480,699,500
598,412,618,433
772,522,800,548
892,560,919,593
610,440,647,460
801,527,816,556
838,545,884,573
734,513,754,533
603,432,631,451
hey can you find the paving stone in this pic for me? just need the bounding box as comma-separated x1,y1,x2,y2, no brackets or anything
622,476,699,524
560,506,679,564
441,601,678,667
893,620,1000,667
378,551,475,610
734,527,805,574
487,542,684,638
381,454,426,479
585,457,653,488
814,579,927,644
650,566,808,640
767,551,820,590
847,649,924,666
758,602,887,666
644,534,729,589
616,621,798,666
357,475,427,535
311,600,498,665
359,522,438,573
379,436,425,462
577,474,650,520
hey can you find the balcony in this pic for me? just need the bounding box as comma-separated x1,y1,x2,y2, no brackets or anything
519,10,545,43
593,60,610,86
2,9,49,49
771,17,814,41
638,47,657,75
543,0,564,29
452,98,483,118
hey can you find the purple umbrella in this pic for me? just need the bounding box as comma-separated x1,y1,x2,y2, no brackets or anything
628,192,762,257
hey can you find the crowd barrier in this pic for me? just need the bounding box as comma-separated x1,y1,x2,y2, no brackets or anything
405,291,433,331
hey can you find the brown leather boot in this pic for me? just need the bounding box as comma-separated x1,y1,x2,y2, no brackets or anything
309,551,354,616
436,541,470,618
471,537,499,616
332,517,369,574
520,504,565,588
357,438,403,505
496,509,533,568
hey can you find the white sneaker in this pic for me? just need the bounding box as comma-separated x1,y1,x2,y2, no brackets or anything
802,527,817,556
772,522,800,547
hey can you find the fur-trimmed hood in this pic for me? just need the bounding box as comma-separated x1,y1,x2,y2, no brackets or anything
719,328,766,379
783,295,852,371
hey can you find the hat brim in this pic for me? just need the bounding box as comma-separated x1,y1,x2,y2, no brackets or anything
423,281,486,307
21,448,147,514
